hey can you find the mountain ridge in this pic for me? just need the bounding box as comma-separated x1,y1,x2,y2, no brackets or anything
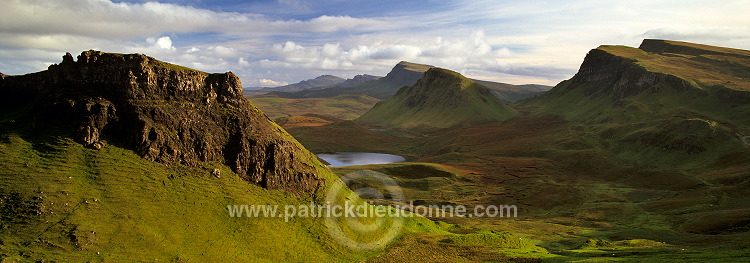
246,74,380,97
267,61,551,102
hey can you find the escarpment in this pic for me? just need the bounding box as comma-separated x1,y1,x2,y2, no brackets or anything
560,39,750,102
0,51,321,194
565,48,698,101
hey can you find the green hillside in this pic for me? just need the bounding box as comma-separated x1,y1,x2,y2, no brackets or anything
0,51,441,261
359,68,518,130
520,39,750,169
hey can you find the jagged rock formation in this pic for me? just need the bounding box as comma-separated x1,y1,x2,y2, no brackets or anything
0,51,322,194
339,74,381,87
358,67,518,129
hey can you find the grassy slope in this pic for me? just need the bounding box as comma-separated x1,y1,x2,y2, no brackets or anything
359,68,518,130
0,134,347,261
518,43,750,170
248,94,380,120
326,161,750,262
0,99,447,262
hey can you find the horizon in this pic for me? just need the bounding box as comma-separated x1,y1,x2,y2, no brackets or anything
2,0,749,87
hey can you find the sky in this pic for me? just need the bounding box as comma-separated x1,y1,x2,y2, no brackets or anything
1,0,749,88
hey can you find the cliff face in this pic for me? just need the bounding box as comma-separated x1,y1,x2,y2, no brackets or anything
564,47,698,101
558,39,750,103
0,51,321,194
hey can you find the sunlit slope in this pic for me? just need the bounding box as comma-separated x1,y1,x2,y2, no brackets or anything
359,68,518,130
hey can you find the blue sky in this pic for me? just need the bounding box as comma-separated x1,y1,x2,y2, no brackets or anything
1,0,749,87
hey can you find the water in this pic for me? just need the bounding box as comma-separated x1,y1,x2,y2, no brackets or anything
317,152,405,167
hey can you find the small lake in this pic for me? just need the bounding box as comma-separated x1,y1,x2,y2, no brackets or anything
317,152,405,167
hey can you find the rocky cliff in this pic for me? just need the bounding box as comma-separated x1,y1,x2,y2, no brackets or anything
0,51,321,194
556,39,750,102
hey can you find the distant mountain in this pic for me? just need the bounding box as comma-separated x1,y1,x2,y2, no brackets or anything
522,39,750,168
272,61,551,102
264,61,426,99
474,80,551,102
339,74,381,87
358,67,518,130
244,75,345,96
245,74,381,97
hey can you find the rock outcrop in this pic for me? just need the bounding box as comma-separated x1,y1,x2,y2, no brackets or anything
0,51,322,194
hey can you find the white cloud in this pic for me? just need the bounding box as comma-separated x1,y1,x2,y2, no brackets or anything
0,0,387,39
238,57,250,67
257,78,289,87
147,36,176,50
1,0,749,88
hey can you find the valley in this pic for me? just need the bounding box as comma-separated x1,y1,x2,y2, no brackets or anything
0,39,748,262
278,39,750,262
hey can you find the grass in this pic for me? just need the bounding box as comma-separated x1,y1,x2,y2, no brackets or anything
248,94,380,120
358,68,518,130
599,42,750,91
0,128,451,261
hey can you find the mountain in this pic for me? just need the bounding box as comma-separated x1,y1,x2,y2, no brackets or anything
243,74,344,96
0,51,422,261
474,80,551,102
356,61,435,99
521,39,750,168
358,67,518,130
338,74,381,87
272,61,551,102
245,74,381,97
263,61,428,99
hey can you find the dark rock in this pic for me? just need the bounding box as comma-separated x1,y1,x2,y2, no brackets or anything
568,48,699,101
0,51,322,194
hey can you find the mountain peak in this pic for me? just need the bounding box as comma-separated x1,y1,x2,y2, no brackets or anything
395,61,434,73
359,67,517,129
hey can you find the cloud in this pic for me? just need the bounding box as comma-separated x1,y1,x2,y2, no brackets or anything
257,78,289,87
2,0,749,88
642,26,750,45
238,57,250,67
0,0,388,39
147,36,176,50
254,30,574,84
